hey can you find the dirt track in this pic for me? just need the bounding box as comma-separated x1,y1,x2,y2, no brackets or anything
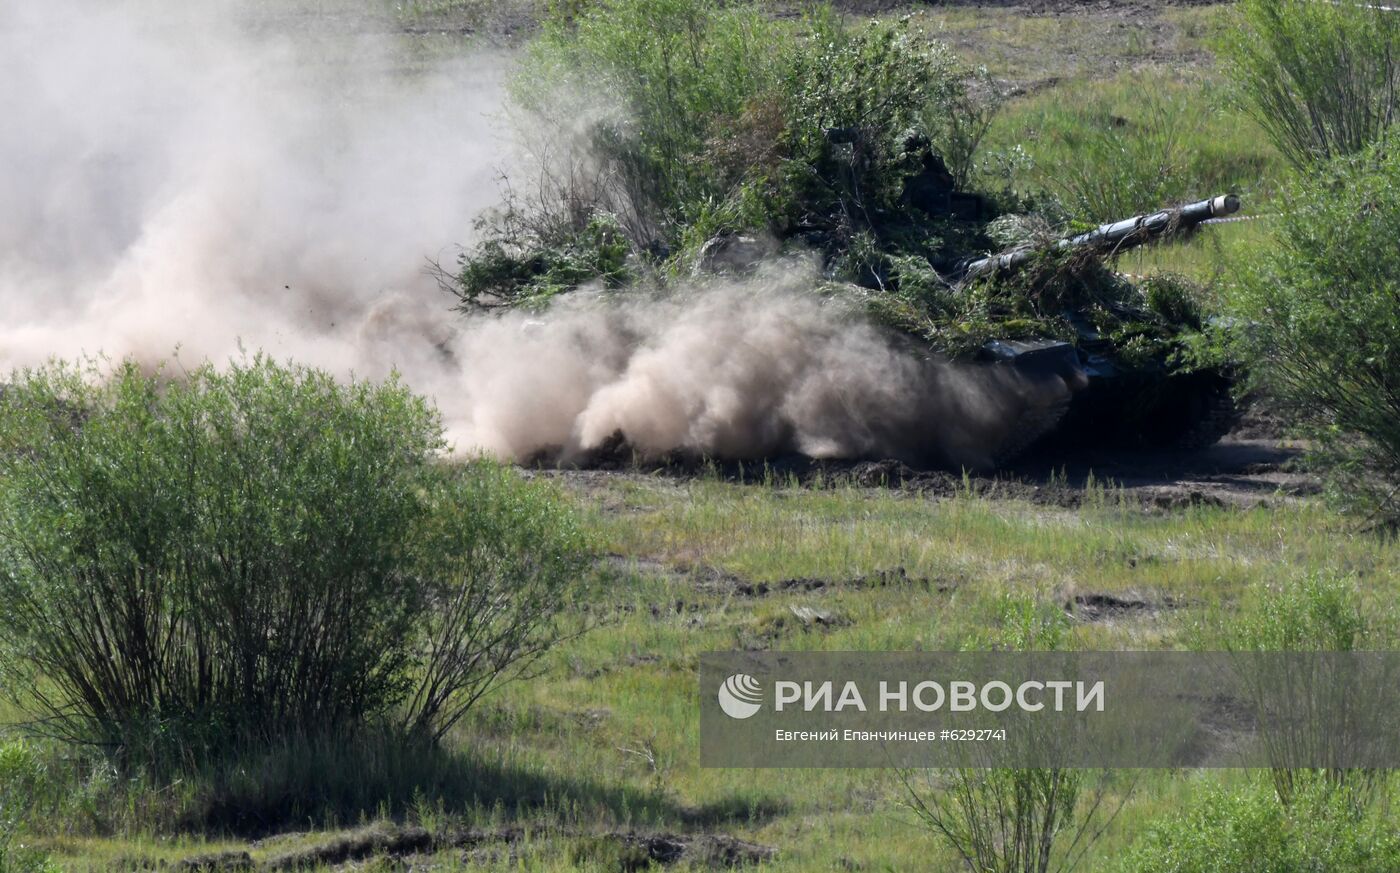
535,427,1316,512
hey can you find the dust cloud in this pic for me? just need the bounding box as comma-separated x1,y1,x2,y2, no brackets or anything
0,0,502,379
0,0,1070,469
447,271,1072,469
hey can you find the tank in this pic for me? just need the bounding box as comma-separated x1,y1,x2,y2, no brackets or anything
951,196,1242,467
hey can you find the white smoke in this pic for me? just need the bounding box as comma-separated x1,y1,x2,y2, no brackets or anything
0,0,1069,469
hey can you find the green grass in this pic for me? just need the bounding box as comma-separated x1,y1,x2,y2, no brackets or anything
10,475,1400,869
983,70,1286,217
481,479,1400,870
5,3,1387,869
1115,216,1277,285
908,4,1222,84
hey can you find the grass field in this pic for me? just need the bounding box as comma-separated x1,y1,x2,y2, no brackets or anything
4,1,1384,870
20,472,1400,870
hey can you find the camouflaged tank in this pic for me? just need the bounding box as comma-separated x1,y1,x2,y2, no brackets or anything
954,195,1242,467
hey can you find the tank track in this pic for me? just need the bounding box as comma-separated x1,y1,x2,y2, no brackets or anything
991,391,1073,468
1173,384,1239,451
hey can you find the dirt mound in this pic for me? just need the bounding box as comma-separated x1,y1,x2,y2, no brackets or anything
1068,592,1182,623
162,824,776,871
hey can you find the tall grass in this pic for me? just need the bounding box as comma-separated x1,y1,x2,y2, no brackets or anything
984,72,1283,223
1223,0,1400,169
0,743,54,873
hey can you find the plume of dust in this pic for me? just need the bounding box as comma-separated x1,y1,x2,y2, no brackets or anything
448,265,1074,470
0,0,1070,469
0,0,503,388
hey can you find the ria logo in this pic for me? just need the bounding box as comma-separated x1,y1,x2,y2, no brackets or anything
718,673,763,719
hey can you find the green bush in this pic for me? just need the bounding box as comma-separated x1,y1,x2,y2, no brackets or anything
1225,145,1400,523
404,462,591,741
459,0,1000,304
0,357,589,759
1196,573,1380,807
0,743,54,873
1224,0,1400,170
1123,779,1400,873
903,595,1121,873
507,0,786,250
1224,573,1368,653
778,12,972,226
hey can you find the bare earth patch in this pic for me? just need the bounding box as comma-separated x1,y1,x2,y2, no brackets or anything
537,430,1316,513
161,823,776,872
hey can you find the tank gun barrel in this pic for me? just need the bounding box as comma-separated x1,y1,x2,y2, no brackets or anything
962,194,1241,282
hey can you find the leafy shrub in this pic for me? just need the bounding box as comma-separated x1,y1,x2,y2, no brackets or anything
1123,778,1400,873
1197,573,1380,807
1223,573,1369,653
902,595,1123,873
516,0,787,241
779,13,972,230
404,462,590,741
0,357,589,759
1225,144,1400,523
0,743,54,873
1223,0,1400,169
461,0,1001,303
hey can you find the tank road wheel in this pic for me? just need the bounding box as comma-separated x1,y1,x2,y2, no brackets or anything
1173,379,1238,451
990,391,1073,469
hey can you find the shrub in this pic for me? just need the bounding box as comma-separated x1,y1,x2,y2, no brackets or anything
1225,144,1400,523
1223,573,1368,654
404,463,590,741
515,0,787,240
1198,573,1380,807
902,596,1124,873
779,13,969,223
0,743,54,873
463,1,1001,302
1123,778,1400,873
1223,0,1400,169
0,357,589,759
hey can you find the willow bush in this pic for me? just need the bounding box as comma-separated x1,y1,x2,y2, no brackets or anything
0,357,589,762
1223,0,1400,169
1226,144,1400,523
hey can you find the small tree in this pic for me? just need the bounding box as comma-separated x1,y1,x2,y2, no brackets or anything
0,357,589,759
1226,144,1400,523
900,598,1129,873
1223,0,1400,169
